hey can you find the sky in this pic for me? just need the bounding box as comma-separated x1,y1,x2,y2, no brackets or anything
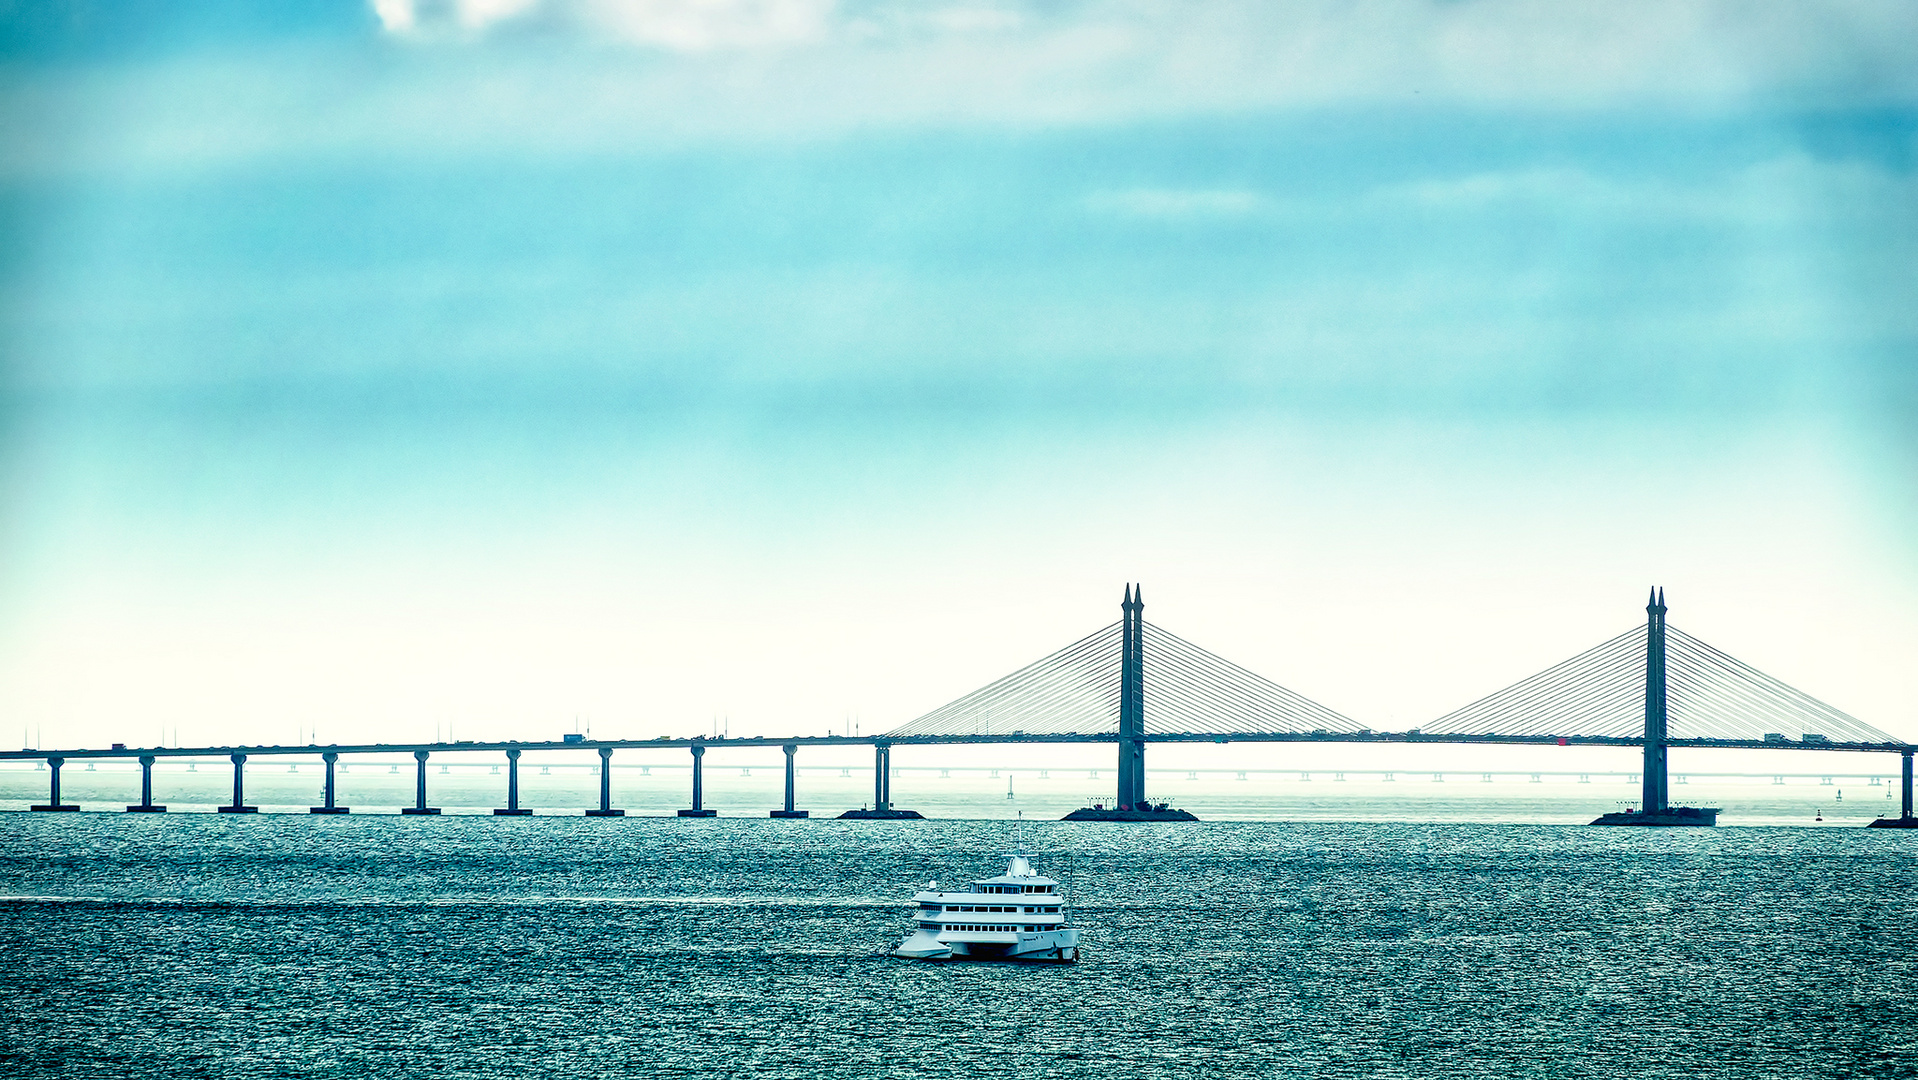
0,0,1914,757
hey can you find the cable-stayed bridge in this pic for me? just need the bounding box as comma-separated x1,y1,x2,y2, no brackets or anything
5,586,1911,824
881,618,1364,739
1421,621,1889,745
878,585,1907,823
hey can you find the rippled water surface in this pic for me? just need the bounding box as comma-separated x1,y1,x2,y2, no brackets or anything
1,815,1913,1079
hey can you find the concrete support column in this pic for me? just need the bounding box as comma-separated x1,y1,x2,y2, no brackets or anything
310,752,349,814
494,748,531,815
32,756,77,811
679,743,716,817
1640,588,1670,815
1904,749,1914,820
873,742,891,811
402,749,441,815
1118,584,1147,809
771,743,808,817
219,752,258,813
126,755,166,812
586,747,625,816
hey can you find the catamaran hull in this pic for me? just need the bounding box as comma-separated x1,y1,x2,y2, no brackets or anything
893,929,1080,963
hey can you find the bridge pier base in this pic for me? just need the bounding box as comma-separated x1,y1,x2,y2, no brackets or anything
770,743,809,817
586,747,625,816
126,755,166,812
401,750,440,815
218,753,259,813
1868,749,1917,828
679,743,716,817
310,751,349,814
32,756,79,811
839,741,924,818
493,748,532,815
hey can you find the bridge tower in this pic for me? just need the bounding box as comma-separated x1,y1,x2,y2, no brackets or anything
1118,584,1147,808
1641,587,1669,814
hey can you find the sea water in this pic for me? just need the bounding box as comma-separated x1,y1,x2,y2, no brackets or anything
0,814,1913,1079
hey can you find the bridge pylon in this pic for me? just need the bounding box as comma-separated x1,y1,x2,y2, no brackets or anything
1594,587,1719,825
1642,587,1669,815
1118,583,1146,809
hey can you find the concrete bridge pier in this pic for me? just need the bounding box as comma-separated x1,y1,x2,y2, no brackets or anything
402,749,441,815
126,755,166,812
31,756,78,811
309,752,349,814
1873,748,1917,827
837,740,921,818
770,743,808,817
679,743,716,817
494,748,532,815
586,747,625,816
219,752,259,813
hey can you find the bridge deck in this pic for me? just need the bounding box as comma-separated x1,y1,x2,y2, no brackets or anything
1,730,1905,762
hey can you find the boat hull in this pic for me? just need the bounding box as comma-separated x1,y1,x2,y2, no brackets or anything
893,928,1079,963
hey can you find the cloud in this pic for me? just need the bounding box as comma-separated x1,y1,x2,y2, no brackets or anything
372,0,839,50
1370,157,1918,234
348,0,1918,108
5,0,1918,178
1084,188,1266,218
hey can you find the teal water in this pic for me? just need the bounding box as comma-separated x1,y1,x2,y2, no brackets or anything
1,815,1913,1078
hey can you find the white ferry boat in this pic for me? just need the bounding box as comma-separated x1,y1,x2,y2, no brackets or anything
892,854,1080,963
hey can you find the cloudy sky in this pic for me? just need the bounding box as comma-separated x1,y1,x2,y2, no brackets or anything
1,0,1913,752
